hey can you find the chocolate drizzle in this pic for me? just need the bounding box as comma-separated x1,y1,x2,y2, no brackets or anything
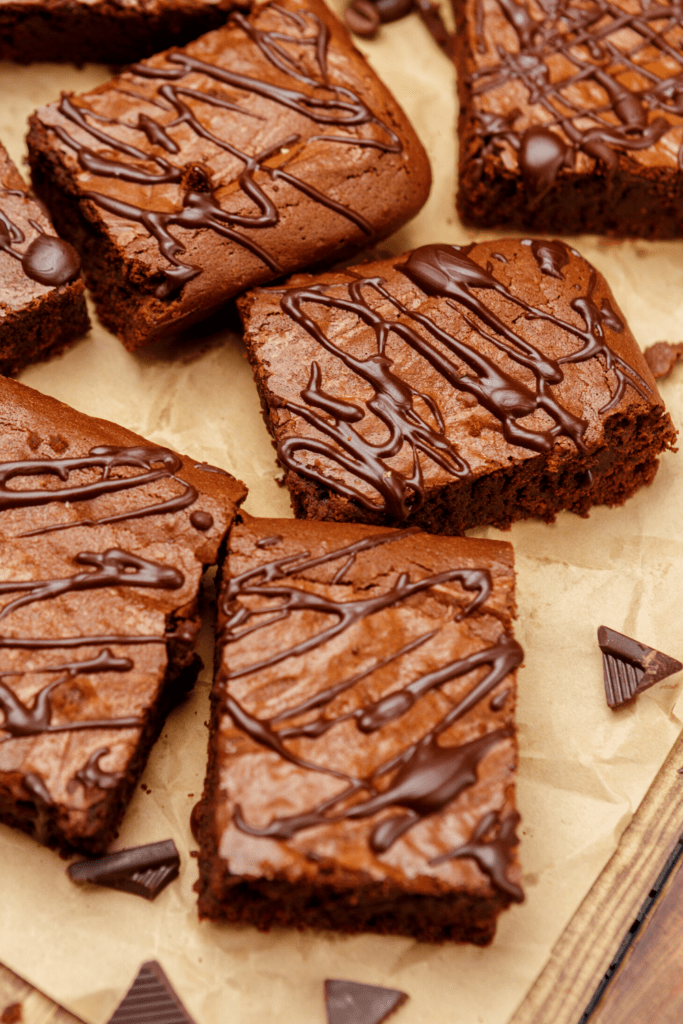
51,5,401,298
0,204,80,287
429,809,524,900
468,0,683,188
4,444,198,536
274,242,649,520
221,530,523,894
0,440,203,783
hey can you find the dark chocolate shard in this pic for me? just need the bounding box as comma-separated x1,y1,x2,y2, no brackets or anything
325,979,408,1024
643,341,683,380
107,961,195,1024
598,626,682,708
68,839,179,900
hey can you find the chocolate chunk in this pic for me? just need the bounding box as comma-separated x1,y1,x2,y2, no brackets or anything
325,980,408,1024
0,1005,22,1024
68,839,180,899
344,0,380,37
643,342,683,381
598,626,682,708
107,961,196,1024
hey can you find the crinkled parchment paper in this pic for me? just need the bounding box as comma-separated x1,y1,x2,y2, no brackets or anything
2,8,683,1022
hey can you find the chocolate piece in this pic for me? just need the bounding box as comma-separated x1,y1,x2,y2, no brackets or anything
107,961,195,1024
27,0,431,352
644,342,683,381
238,240,675,533
598,626,682,709
344,0,380,37
196,516,523,944
0,0,246,65
0,1004,22,1024
68,838,180,899
454,0,683,236
0,140,89,376
0,375,246,854
325,979,408,1024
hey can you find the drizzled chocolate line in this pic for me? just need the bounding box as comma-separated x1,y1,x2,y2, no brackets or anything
222,532,522,885
51,5,401,298
2,444,198,536
0,203,80,287
469,0,683,190
0,649,141,740
429,809,523,900
0,548,184,622
275,242,649,519
74,746,125,790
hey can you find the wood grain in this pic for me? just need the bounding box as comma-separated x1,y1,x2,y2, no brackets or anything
590,846,683,1024
508,727,683,1024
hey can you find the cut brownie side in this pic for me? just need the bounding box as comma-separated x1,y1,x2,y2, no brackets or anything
0,0,244,66
0,141,89,376
196,516,524,944
238,239,676,533
26,0,431,351
0,375,246,855
455,0,683,237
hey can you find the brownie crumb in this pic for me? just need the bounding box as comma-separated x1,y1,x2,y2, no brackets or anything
643,342,683,381
1,1003,22,1024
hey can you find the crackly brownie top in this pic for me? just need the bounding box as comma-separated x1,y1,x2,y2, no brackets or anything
32,0,428,304
459,0,683,189
240,239,660,521
0,141,81,312
0,375,245,826
211,516,523,901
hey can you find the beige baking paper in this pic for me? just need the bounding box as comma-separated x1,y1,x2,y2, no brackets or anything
2,11,683,1023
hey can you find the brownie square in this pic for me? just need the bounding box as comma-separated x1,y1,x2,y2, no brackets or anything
0,141,89,376
454,0,683,236
0,375,246,855
238,239,676,533
26,0,431,351
196,515,524,944
0,0,244,66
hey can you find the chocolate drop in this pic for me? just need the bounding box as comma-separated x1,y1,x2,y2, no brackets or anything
344,0,380,36
190,510,213,531
21,234,81,287
375,0,414,22
519,126,569,194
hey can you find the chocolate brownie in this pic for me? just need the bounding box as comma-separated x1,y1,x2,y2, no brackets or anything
195,516,524,944
26,0,431,352
0,141,89,376
238,239,676,533
0,0,244,66
0,375,246,855
454,0,683,236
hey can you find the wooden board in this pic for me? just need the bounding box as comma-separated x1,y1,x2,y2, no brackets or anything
509,727,683,1024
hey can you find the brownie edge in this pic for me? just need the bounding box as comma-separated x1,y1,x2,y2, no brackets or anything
196,516,523,944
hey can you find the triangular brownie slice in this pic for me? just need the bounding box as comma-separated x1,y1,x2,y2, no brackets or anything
598,626,682,708
108,961,195,1024
325,979,408,1024
0,375,246,854
0,140,89,375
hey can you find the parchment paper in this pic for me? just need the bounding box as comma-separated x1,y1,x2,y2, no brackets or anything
2,9,683,1022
